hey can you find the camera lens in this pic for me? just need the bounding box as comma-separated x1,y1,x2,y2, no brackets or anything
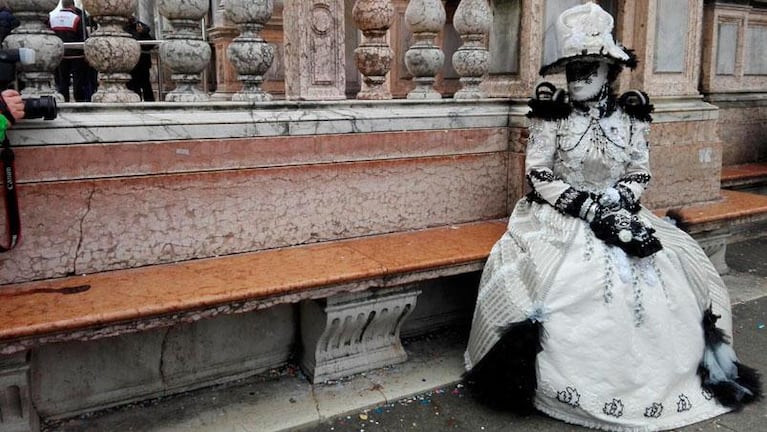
23,96,58,121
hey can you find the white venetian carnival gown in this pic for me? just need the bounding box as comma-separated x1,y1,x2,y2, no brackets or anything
465,103,735,431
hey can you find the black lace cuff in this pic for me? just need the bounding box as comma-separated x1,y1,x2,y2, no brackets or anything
555,188,594,220
615,173,651,213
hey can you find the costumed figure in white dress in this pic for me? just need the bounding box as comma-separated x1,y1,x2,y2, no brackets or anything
463,3,761,431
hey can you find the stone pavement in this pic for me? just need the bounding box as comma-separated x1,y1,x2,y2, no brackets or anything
304,296,767,432
49,238,767,432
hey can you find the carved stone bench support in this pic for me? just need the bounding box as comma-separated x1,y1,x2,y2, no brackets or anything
0,352,37,432
300,286,420,383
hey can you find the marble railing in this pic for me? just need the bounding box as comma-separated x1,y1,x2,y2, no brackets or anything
6,0,495,103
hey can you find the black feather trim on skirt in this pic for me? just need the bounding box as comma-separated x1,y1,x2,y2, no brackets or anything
698,307,763,410
463,319,543,415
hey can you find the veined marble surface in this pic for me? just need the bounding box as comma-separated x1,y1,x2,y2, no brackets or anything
8,100,522,146
8,98,721,147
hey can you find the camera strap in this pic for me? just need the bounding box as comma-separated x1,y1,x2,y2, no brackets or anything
0,137,20,252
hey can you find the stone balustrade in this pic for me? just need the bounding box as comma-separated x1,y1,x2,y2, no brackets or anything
7,0,504,102
5,0,767,104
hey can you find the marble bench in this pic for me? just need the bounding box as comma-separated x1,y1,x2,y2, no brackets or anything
720,162,767,190
667,189,767,273
0,220,505,432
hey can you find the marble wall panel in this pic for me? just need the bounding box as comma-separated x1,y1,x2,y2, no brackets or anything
654,0,689,73
745,24,767,74
700,3,767,93
629,0,703,97
482,0,549,98
716,22,739,75
488,0,521,75
0,154,507,284
283,0,346,100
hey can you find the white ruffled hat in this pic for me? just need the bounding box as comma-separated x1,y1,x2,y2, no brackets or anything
540,2,636,76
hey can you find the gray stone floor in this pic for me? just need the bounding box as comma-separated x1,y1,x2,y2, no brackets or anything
305,296,767,432
48,238,767,432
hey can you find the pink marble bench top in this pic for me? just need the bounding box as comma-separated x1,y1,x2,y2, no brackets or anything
666,190,767,231
0,220,507,353
721,162,767,184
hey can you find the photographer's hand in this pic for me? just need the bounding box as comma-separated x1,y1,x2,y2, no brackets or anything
1,90,25,122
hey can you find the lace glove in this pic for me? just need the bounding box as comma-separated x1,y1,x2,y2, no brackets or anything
589,208,663,258
550,187,602,222
613,174,650,214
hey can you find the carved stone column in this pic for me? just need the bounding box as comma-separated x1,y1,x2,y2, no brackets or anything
4,0,63,100
283,0,346,100
452,0,491,99
352,0,395,100
403,0,446,99
81,0,141,102
226,0,275,101
158,0,211,102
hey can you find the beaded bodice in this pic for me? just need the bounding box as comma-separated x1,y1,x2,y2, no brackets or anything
553,107,636,193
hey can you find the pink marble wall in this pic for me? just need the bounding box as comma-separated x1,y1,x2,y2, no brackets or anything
644,119,723,209
1,129,509,285
0,115,729,285
717,105,767,166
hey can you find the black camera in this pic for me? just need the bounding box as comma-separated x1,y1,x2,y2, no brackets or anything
0,48,57,121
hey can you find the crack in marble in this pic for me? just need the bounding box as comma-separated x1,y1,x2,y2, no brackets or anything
73,186,96,275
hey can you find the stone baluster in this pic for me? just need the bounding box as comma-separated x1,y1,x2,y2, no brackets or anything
352,0,395,100
5,0,63,100
81,0,140,102
225,0,275,101
157,0,210,102
452,0,491,99
403,0,446,99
